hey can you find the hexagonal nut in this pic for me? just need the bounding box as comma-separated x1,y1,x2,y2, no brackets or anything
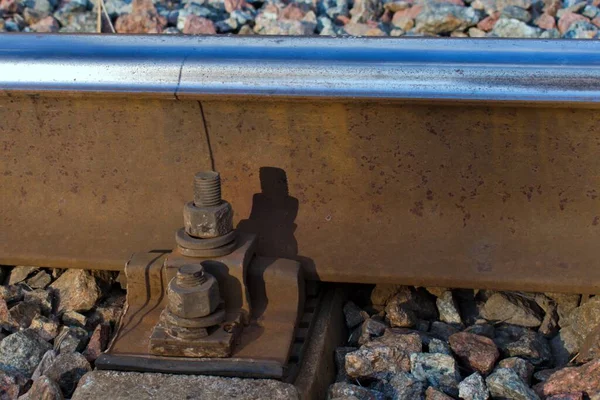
183,201,233,239
167,273,221,318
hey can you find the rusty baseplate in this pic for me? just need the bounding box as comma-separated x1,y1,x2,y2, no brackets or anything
97,233,319,380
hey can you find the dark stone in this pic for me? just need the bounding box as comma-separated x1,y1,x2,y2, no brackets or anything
497,357,534,384
45,352,92,397
429,321,460,341
328,382,382,400
54,326,89,354
486,368,540,400
410,353,460,397
494,324,552,367
344,301,366,329
334,347,357,382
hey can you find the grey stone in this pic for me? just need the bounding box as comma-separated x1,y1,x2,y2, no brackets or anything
415,3,480,34
535,296,559,337
416,319,431,332
540,28,561,38
349,0,383,23
0,285,24,304
45,352,92,397
318,0,349,19
532,368,559,382
346,331,422,379
20,375,64,400
543,293,580,326
384,372,424,399
163,26,182,34
458,372,489,400
436,291,462,325
486,368,539,400
29,315,60,341
494,325,552,366
317,16,339,35
253,11,317,35
328,382,381,400
582,5,599,18
87,294,125,328
551,296,600,366
562,20,598,38
428,338,451,355
558,0,586,14
358,317,387,345
348,325,362,346
472,0,532,14
61,310,87,328
4,20,21,31
32,350,58,381
55,9,97,31
482,293,544,327
49,269,101,313
72,370,299,399
26,270,52,289
101,0,131,19
24,289,53,316
0,330,52,378
54,326,88,354
344,301,366,329
8,266,39,285
497,357,534,384
491,18,542,37
410,353,460,397
500,5,531,21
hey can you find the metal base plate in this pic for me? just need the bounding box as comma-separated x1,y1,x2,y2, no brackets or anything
98,238,309,380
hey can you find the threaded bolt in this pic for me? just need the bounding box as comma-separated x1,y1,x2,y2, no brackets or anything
176,264,207,287
194,171,221,207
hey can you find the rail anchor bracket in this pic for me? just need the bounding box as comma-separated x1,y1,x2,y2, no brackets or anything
97,171,314,380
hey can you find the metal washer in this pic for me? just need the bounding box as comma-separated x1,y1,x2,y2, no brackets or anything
175,228,236,250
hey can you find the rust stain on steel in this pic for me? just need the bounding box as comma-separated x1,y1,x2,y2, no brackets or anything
1,96,600,293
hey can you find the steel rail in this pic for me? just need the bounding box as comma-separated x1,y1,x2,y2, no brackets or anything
2,35,600,293
0,35,599,102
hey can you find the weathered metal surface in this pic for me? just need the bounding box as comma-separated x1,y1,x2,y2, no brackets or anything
1,36,600,293
101,244,306,378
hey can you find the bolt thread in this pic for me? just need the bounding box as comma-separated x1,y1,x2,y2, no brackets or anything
176,264,206,287
194,171,221,207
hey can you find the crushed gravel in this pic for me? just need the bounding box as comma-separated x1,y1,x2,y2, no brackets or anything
0,0,599,38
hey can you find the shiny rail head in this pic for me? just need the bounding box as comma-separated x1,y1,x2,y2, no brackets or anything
0,35,599,103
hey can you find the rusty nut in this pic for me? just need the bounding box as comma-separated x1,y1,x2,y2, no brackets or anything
167,269,221,319
183,201,233,239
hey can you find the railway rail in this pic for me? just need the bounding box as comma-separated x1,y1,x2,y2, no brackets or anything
1,34,600,396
